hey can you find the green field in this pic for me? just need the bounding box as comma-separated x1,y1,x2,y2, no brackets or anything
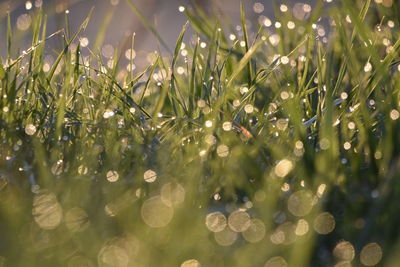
1,0,400,266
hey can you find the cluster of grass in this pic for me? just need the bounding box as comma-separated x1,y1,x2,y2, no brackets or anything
1,0,400,266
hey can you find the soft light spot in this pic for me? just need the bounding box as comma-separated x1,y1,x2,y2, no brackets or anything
17,14,32,31
25,124,36,135
319,138,330,150
264,256,288,267
390,109,399,120
197,99,206,108
271,222,296,245
333,241,355,261
160,182,185,206
206,212,227,232
222,121,232,131
317,184,327,197
269,34,280,46
343,142,351,150
281,56,289,65
288,190,313,217
360,243,382,266
364,62,372,72
32,191,63,230
253,2,264,13
144,169,157,183
110,0,120,6
274,159,293,178
102,44,114,58
347,122,356,130
214,227,238,246
80,37,89,47
217,144,230,157
97,235,139,267
178,6,185,12
287,21,296,29
181,259,201,267
177,66,185,75
240,86,249,94
106,170,119,182
205,134,217,146
263,17,272,27
124,49,136,60
313,212,335,234
280,91,289,100
276,119,288,131
98,245,128,267
228,210,251,232
64,207,90,233
244,104,254,113
293,3,311,20
141,196,173,228
281,183,290,192
280,4,288,12
103,109,115,119
295,219,309,236
25,1,33,10
242,218,266,243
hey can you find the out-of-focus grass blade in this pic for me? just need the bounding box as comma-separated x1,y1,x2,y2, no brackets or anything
140,56,159,105
227,41,262,87
0,58,5,80
48,8,93,83
240,1,252,87
93,6,115,52
183,8,212,40
189,37,199,114
7,12,12,61
125,0,172,54
172,21,190,114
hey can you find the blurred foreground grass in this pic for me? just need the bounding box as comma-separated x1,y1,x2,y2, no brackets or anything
1,0,400,266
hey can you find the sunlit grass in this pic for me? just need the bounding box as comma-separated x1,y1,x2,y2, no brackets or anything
1,0,400,266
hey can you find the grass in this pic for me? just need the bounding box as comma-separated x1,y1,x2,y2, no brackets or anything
1,0,400,266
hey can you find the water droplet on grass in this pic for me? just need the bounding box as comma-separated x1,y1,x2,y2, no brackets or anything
143,169,157,183
106,170,119,182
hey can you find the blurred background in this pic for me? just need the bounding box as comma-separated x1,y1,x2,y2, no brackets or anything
0,0,316,68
